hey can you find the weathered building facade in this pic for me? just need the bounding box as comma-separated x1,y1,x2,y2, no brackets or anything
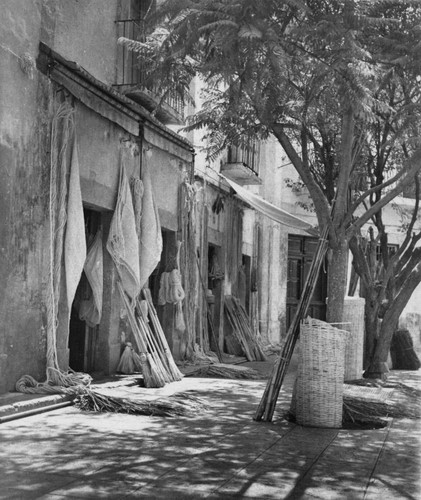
2,1,418,396
0,0,194,393
0,0,268,394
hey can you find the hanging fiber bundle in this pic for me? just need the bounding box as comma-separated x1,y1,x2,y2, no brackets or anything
16,100,92,395
107,161,141,299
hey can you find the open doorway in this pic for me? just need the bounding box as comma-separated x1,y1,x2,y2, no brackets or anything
68,208,102,373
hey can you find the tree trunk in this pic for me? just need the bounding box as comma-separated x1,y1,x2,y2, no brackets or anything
364,306,399,379
326,235,348,323
364,268,421,378
363,291,380,370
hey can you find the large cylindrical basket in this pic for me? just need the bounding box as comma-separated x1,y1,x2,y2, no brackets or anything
295,318,349,428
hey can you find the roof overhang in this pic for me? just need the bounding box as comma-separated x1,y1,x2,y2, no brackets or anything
37,42,193,154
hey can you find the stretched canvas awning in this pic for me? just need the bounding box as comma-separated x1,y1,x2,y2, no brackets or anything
221,174,317,235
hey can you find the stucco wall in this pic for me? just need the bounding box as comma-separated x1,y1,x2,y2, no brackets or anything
0,0,193,391
75,101,139,210
52,0,119,86
145,144,188,232
257,137,290,343
0,1,53,392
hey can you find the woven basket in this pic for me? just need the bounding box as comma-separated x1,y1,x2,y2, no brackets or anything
295,318,349,428
342,297,365,380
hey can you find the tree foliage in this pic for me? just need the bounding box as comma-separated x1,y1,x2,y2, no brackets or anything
120,0,421,355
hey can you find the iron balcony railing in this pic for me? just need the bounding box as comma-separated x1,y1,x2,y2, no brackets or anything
227,140,260,176
115,19,184,118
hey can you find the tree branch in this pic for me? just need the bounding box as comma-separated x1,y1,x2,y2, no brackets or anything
346,148,421,237
271,123,331,231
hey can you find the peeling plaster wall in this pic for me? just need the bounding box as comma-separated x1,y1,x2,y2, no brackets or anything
52,0,119,86
0,0,192,391
0,1,53,392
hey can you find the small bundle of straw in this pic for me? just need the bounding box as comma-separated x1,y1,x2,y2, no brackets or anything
117,343,143,374
343,397,420,421
74,390,206,417
343,380,421,421
186,363,261,380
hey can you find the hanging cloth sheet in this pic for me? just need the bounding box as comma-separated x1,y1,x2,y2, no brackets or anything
138,163,163,289
65,138,87,312
107,160,141,299
79,229,103,327
220,174,317,235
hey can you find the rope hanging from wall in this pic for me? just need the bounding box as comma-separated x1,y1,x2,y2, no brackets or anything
179,181,200,359
16,99,92,394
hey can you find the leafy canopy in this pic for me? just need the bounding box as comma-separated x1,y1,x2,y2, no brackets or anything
119,0,421,228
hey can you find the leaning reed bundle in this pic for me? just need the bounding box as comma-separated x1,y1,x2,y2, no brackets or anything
142,288,184,381
118,282,167,388
254,227,329,422
224,296,266,361
135,299,173,385
74,390,206,417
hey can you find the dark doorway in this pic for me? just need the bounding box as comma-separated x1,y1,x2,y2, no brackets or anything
208,244,224,351
286,235,327,329
68,208,101,373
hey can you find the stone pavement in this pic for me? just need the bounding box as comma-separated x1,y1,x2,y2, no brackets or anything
0,363,420,499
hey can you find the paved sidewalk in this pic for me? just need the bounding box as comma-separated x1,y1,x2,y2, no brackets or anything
0,366,420,499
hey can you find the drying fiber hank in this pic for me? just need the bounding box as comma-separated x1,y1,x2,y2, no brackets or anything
79,229,103,327
107,160,140,299
65,136,87,313
138,163,163,289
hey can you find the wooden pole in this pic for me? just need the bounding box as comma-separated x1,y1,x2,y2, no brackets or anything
254,227,329,421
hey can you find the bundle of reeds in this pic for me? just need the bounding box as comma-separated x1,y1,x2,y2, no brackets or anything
391,329,421,370
224,296,266,362
343,396,421,421
74,389,206,417
142,288,184,381
344,379,421,420
185,363,261,380
254,228,329,422
118,282,167,388
118,281,186,388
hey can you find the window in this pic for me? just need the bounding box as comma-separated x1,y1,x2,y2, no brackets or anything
115,1,184,119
